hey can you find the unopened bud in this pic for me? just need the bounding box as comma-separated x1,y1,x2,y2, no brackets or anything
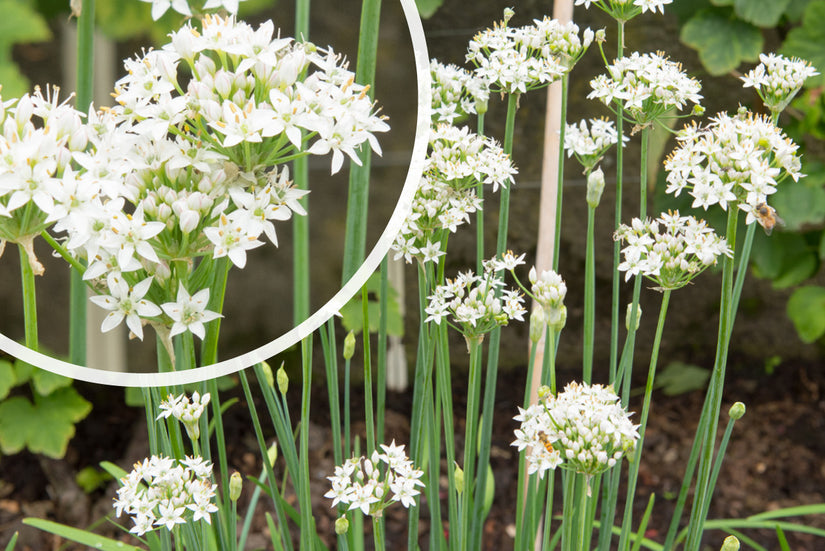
720,535,740,551
586,167,605,208
502,7,514,25
277,363,288,395
454,463,465,494
335,516,349,535
692,104,706,117
728,402,746,420
475,95,489,115
267,441,278,466
537,385,551,399
343,331,356,360
229,471,242,501
625,303,641,331
595,28,606,43
529,308,546,343
546,305,567,332
261,360,274,388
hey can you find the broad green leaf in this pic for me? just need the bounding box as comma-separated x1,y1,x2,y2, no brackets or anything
0,360,15,400
22,518,143,551
735,0,791,27
711,0,734,5
787,285,825,342
0,1,51,49
31,366,72,396
416,0,444,18
819,231,825,259
0,396,34,454
781,0,825,87
681,8,763,75
12,358,32,385
0,63,30,98
785,0,813,21
750,231,817,288
770,167,825,231
656,362,711,395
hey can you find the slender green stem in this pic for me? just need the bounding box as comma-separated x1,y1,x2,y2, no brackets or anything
696,412,739,535
578,475,590,551
609,21,626,386
361,285,376,455
321,320,343,465
292,0,310,325
553,74,570,271
376,256,388,444
18,244,38,352
201,258,231,365
459,337,483,551
476,112,486,274
299,336,316,550
638,127,650,219
372,517,385,551
561,471,575,551
70,0,95,366
496,93,519,256
618,290,672,551
341,0,382,281
583,205,596,383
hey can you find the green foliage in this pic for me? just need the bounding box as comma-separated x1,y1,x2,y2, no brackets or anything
750,232,819,289
415,0,444,18
732,0,791,27
75,465,112,493
780,0,825,87
656,362,711,396
680,8,762,75
0,0,51,97
770,167,825,232
340,273,404,336
786,285,825,342
22,518,143,551
0,357,91,459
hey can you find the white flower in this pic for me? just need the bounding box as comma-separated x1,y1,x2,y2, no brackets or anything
140,0,192,21
88,274,162,340
741,52,817,113
161,283,222,339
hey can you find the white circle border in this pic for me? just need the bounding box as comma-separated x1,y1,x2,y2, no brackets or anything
0,0,431,387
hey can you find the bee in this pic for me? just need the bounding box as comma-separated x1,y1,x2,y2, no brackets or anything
753,202,784,236
536,431,555,454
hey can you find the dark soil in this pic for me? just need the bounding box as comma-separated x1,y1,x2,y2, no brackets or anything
2,350,824,551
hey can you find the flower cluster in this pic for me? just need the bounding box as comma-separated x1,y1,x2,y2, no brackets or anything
324,441,424,518
113,455,218,536
512,381,639,479
564,118,626,172
575,0,672,20
588,51,702,126
741,53,818,114
141,0,246,20
430,60,490,124
46,15,388,345
615,211,732,289
157,391,211,440
392,125,516,264
0,87,87,274
425,256,527,341
664,108,803,228
529,267,568,330
467,10,594,94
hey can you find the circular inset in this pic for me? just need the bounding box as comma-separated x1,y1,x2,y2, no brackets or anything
0,0,430,386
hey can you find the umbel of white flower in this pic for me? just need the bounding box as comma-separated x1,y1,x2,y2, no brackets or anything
47,14,388,344
741,53,818,115
512,381,639,479
157,391,211,440
564,118,627,173
430,59,490,124
575,0,673,21
324,441,424,520
113,455,218,536
467,9,594,95
425,255,527,342
392,124,516,265
615,211,732,290
664,108,803,231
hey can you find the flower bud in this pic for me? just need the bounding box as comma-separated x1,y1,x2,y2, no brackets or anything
546,305,567,332
720,535,740,551
529,308,546,344
214,70,233,98
537,385,551,399
335,516,349,535
454,463,465,494
625,303,641,331
267,441,279,466
178,209,200,234
728,402,746,420
276,363,289,395
595,28,606,43
586,167,605,208
343,331,356,360
229,471,242,502
502,7,514,25
692,104,706,116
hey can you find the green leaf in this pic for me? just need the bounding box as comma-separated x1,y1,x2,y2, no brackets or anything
75,466,112,493
22,518,143,551
0,1,51,49
31,367,72,396
415,0,444,18
4,531,17,551
734,0,791,27
770,168,825,231
0,360,15,400
781,0,825,87
785,0,813,21
750,231,818,288
656,362,711,396
0,387,92,458
787,285,825,342
711,0,734,5
99,460,129,481
681,8,763,75
340,273,404,336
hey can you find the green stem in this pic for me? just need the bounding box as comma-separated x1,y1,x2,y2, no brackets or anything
618,289,671,551
372,517,385,551
583,205,596,383
362,285,376,454
459,337,483,551
292,0,310,325
341,0,382,281
496,93,519,256
608,21,625,387
201,258,230,365
639,127,650,219
18,244,38,352
578,475,590,551
299,336,316,550
376,256,388,444
476,112,486,274
70,0,95,365
553,74,570,271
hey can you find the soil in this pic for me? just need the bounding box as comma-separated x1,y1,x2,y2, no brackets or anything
2,349,824,551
